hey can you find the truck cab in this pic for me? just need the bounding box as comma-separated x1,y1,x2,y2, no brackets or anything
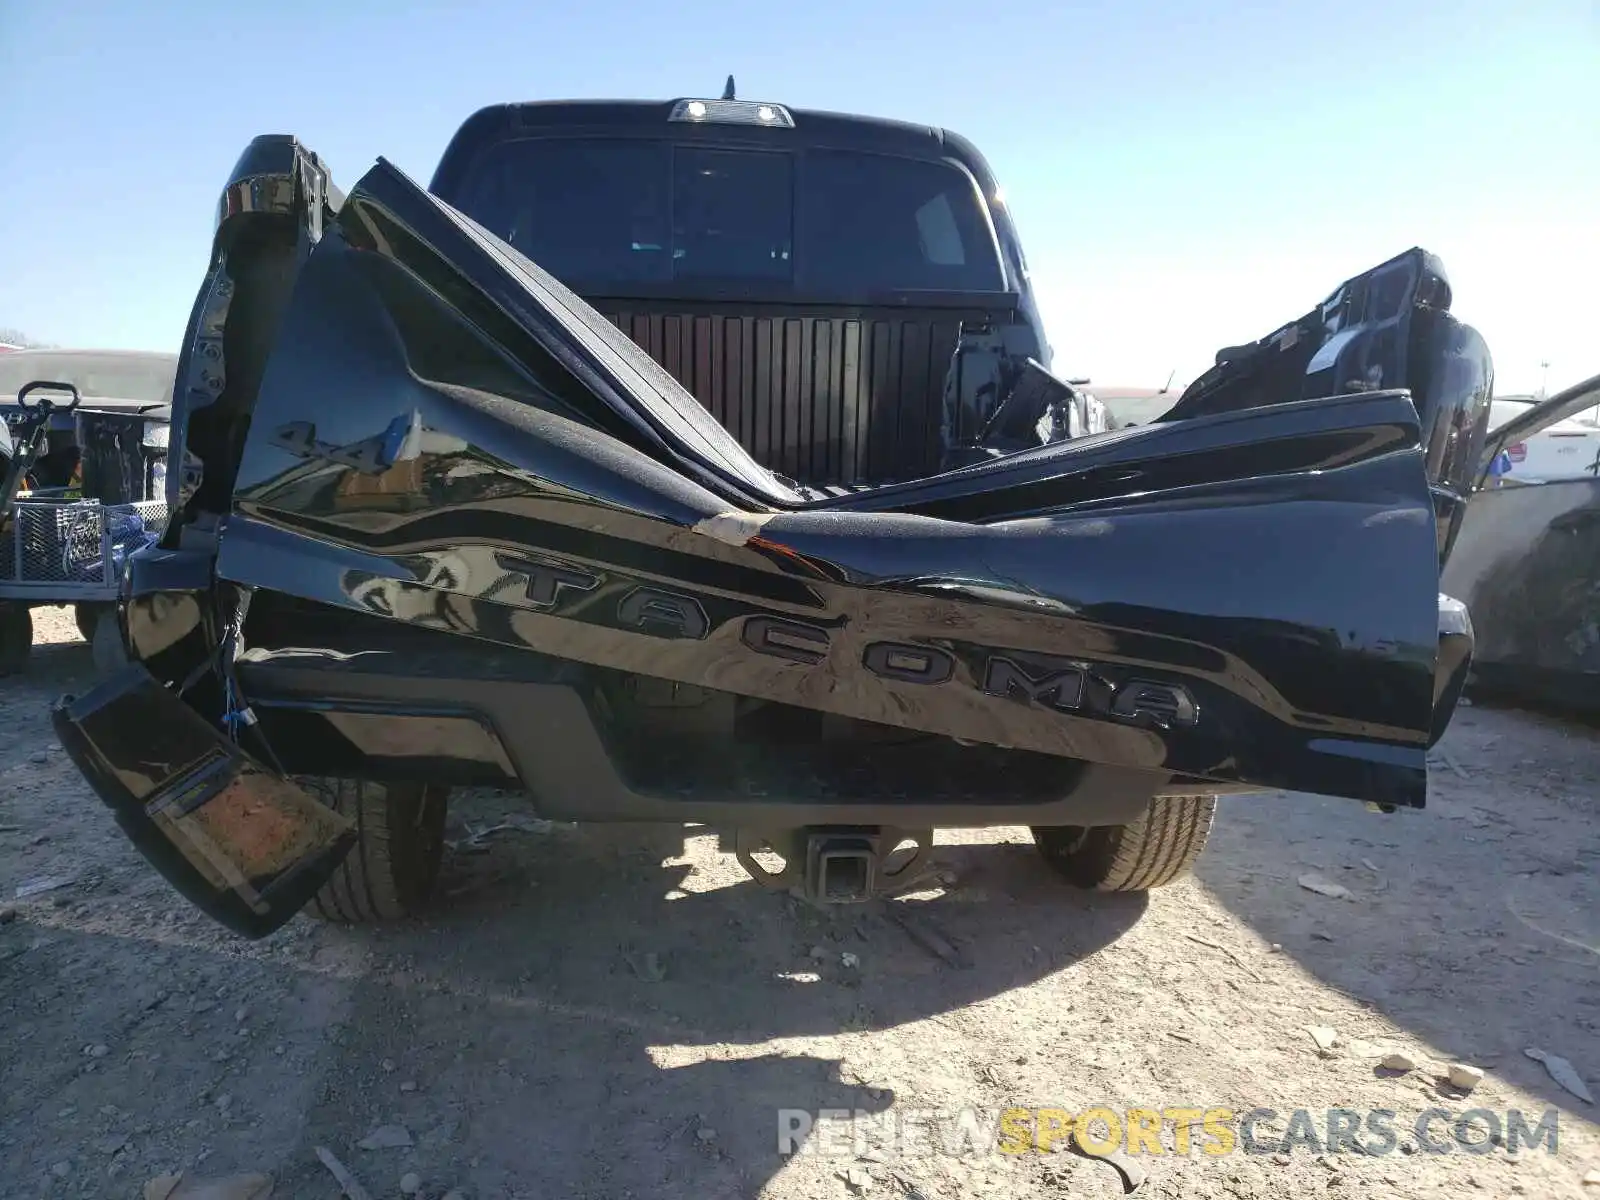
428,95,1074,487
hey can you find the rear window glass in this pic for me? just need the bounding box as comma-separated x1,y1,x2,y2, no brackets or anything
452,137,1005,294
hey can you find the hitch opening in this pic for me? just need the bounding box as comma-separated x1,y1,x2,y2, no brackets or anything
730,825,931,904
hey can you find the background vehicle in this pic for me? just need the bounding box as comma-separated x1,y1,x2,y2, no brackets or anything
1080,384,1178,428
1443,375,1600,715
0,349,175,672
1485,393,1600,484
52,107,1490,937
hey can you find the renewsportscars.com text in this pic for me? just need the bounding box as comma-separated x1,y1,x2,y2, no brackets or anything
777,1106,1560,1158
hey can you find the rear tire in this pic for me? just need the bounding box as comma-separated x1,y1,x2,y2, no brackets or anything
0,604,32,676
306,778,449,923
1032,793,1217,891
74,603,104,644
89,609,127,675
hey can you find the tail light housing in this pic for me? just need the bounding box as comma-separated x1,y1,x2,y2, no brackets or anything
1507,441,1526,463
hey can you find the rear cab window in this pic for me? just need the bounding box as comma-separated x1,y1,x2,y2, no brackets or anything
452,137,1006,295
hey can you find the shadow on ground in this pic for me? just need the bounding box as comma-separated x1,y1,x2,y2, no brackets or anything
1195,702,1600,1127
280,824,1147,1197
1,616,1147,1196
2,787,1147,1196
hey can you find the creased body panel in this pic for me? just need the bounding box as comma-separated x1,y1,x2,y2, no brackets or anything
214,161,1444,807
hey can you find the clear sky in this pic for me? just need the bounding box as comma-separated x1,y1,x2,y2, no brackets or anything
1,0,1595,395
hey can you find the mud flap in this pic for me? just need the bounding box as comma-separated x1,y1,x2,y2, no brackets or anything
52,666,355,938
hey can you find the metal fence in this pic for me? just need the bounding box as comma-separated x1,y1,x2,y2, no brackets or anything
0,498,167,600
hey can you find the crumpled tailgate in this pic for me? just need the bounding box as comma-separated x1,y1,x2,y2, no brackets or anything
202,158,1470,811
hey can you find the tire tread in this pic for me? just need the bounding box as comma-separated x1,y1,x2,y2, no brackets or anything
1033,794,1216,892
307,778,442,923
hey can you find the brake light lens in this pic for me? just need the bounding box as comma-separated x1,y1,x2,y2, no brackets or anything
1508,442,1526,462
669,98,795,127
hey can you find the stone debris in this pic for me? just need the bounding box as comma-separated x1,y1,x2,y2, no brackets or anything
1183,932,1263,980
144,1173,273,1200
1072,1121,1148,1194
314,1146,373,1200
841,1165,873,1192
1447,1063,1485,1092
15,874,74,899
1297,873,1353,900
356,1123,413,1151
399,1172,423,1196
1525,1047,1595,1104
1305,1026,1339,1052
446,813,554,852
1380,1052,1420,1072
886,907,971,969
627,951,666,982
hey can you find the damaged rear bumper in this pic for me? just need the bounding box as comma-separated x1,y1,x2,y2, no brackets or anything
46,586,1474,938
51,666,355,938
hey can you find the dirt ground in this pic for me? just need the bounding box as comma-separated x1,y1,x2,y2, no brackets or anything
2,605,1598,1200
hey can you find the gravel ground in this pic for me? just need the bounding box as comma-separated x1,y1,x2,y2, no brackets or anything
2,605,1598,1199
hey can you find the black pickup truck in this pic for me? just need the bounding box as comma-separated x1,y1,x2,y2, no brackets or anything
52,93,1496,937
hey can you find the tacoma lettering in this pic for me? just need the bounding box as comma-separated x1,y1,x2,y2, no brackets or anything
1110,679,1200,727
617,587,710,641
493,553,599,609
982,655,1088,712
742,616,830,665
862,641,955,685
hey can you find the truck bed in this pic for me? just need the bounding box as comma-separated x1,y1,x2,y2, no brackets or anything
594,297,1018,487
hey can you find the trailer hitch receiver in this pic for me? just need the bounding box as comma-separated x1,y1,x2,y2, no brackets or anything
730,825,931,904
